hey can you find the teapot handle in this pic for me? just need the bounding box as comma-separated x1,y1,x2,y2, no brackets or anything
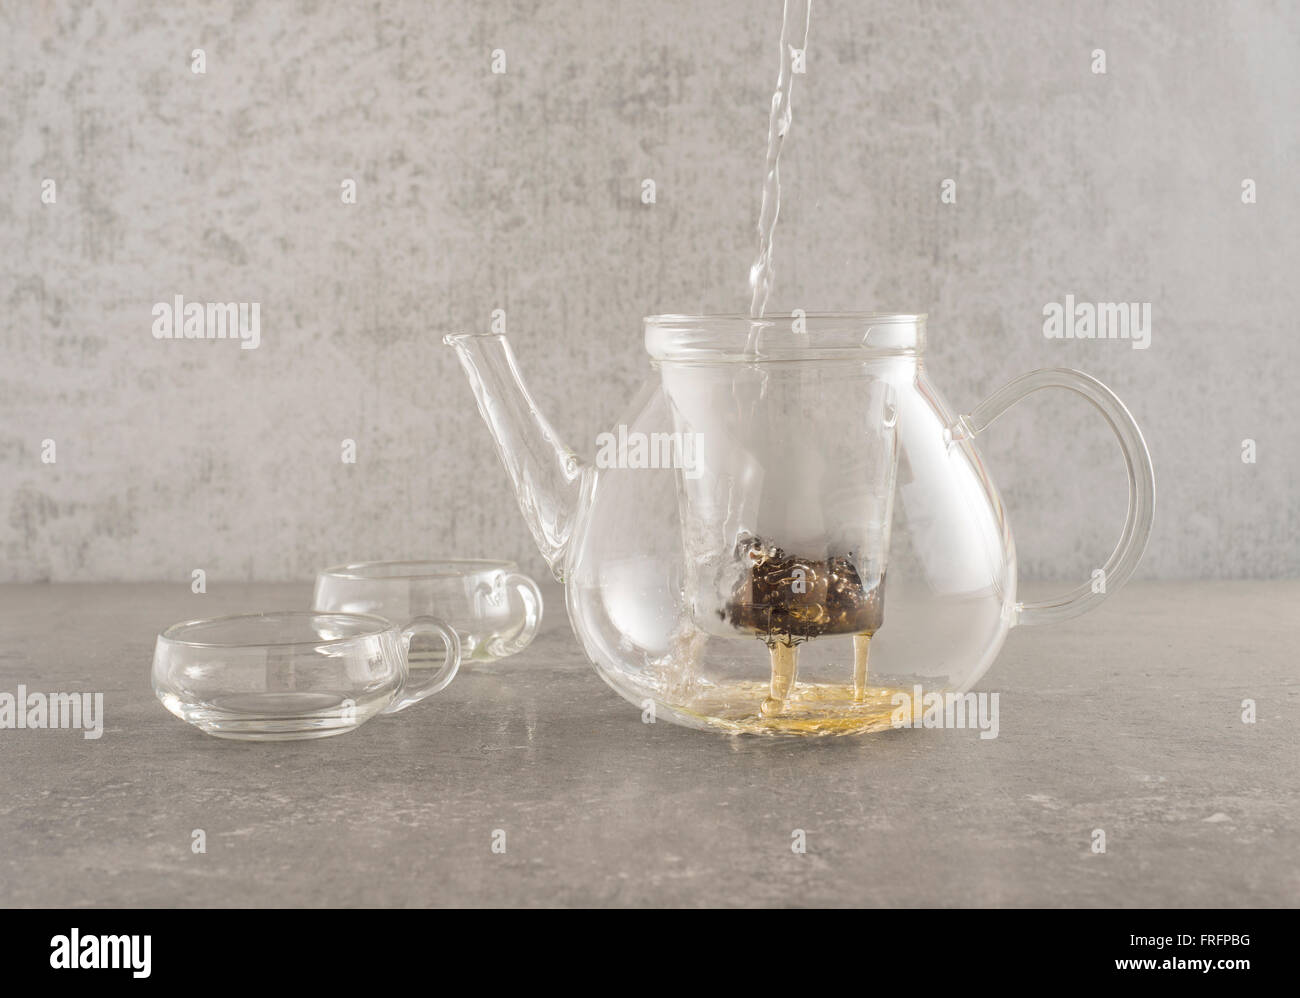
961,368,1155,627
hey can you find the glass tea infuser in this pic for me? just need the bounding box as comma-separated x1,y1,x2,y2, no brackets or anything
446,313,1154,735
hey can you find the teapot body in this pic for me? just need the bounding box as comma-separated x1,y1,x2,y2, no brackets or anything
563,354,1016,735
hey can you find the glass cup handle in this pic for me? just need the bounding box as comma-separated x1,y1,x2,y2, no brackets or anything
960,367,1155,627
497,572,544,656
382,616,462,714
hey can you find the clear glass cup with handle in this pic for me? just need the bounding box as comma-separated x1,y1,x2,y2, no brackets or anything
152,611,461,741
312,560,543,668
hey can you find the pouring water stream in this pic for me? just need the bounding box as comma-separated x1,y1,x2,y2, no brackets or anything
747,0,812,328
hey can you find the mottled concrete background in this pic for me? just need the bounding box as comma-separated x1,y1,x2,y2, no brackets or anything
1,0,1296,583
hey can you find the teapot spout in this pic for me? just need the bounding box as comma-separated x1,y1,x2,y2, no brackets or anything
444,332,588,580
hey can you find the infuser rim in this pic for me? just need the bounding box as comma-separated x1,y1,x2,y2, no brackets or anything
644,312,926,359
645,311,927,322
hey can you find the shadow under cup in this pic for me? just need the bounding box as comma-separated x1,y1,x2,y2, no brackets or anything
312,560,543,667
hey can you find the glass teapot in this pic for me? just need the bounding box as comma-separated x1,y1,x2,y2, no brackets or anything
446,313,1154,736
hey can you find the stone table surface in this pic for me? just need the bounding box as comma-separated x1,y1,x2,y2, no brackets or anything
0,581,1295,908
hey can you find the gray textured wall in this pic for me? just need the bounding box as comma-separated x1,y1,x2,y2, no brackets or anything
2,0,1297,583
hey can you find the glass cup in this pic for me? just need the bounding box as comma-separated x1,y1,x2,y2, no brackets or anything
152,611,461,741
312,560,543,665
